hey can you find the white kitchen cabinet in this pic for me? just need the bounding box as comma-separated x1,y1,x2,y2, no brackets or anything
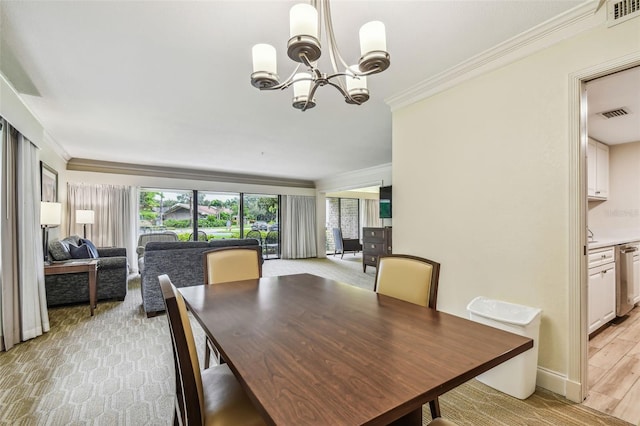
588,139,609,200
588,247,616,335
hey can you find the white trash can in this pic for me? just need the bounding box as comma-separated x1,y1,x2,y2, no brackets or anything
467,296,542,399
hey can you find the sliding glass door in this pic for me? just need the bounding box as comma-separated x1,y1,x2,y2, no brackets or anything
138,188,280,258
243,193,280,259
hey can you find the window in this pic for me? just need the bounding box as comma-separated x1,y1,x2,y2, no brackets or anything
139,189,193,240
326,197,360,253
138,188,280,258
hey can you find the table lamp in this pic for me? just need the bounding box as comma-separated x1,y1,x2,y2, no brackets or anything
76,209,95,239
41,202,62,263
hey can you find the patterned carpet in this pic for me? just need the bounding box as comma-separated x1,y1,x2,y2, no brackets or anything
0,255,632,425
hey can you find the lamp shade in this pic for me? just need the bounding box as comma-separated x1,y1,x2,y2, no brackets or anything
290,3,318,38
252,44,277,74
76,209,95,224
292,72,312,98
359,21,387,55
346,65,367,92
41,202,62,226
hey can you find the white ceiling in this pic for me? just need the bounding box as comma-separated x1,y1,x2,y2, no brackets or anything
586,66,640,145
1,0,592,182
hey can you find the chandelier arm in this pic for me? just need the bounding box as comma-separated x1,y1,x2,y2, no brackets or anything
301,80,322,111
299,54,323,80
349,67,382,77
271,63,304,91
321,0,351,95
326,80,361,105
323,0,351,72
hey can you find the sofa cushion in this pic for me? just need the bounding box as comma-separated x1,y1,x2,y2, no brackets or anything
69,243,91,259
49,236,81,261
79,238,99,258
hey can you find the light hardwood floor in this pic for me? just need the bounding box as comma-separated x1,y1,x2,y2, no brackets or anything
583,305,640,424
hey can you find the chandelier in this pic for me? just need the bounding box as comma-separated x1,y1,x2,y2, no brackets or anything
250,0,390,111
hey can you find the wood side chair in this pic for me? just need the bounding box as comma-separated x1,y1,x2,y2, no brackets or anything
201,246,262,368
159,275,265,426
374,254,443,418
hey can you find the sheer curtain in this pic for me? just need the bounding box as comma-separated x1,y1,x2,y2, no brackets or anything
281,195,317,259
67,183,136,272
361,199,382,229
1,118,50,351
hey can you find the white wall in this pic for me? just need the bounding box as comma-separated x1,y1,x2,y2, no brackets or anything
392,16,640,388
589,140,640,236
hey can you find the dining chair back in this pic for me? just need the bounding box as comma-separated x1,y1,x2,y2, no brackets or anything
374,254,441,309
203,246,262,285
159,274,265,426
160,274,206,424
201,246,262,368
374,254,442,418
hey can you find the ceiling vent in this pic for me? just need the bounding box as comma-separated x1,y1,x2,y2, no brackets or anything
607,0,640,26
599,108,629,118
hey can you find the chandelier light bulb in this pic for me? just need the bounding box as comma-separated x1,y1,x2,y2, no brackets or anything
346,65,369,104
292,73,316,109
290,4,318,39
252,44,277,74
359,21,386,56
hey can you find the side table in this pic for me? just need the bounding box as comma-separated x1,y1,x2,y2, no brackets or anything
44,259,99,316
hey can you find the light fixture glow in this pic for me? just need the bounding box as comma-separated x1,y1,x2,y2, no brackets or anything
76,209,95,239
250,0,390,111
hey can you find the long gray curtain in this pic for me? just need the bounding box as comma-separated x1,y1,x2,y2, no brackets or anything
67,183,136,272
1,118,50,351
281,195,317,259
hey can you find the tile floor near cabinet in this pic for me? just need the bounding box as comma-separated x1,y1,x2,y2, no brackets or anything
583,305,640,424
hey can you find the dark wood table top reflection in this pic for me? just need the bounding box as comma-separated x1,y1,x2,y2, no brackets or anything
179,273,533,425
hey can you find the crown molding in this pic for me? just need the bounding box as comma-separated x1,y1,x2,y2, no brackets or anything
66,158,315,189
386,1,603,112
315,162,392,192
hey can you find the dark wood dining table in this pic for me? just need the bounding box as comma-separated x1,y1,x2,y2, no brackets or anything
179,273,533,426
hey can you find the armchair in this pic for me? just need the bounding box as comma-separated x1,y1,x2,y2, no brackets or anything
332,228,362,259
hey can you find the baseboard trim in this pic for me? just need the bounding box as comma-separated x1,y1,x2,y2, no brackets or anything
536,366,567,397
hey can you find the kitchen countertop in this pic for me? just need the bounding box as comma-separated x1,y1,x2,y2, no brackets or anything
588,233,640,250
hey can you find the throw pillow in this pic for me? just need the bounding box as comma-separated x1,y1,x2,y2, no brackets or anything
69,244,91,259
48,240,72,261
79,238,100,258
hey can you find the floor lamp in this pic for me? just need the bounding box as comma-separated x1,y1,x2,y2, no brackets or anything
76,209,95,239
41,202,62,263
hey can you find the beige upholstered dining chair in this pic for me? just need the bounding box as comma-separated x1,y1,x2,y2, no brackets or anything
203,246,262,286
202,246,262,367
374,254,441,309
374,254,443,418
159,275,265,426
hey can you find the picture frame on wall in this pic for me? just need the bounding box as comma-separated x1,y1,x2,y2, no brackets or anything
40,161,58,202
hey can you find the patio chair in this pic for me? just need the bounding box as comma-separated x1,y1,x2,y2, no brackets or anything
188,230,208,241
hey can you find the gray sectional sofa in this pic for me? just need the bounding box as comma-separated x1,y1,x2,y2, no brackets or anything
140,238,261,316
45,236,129,307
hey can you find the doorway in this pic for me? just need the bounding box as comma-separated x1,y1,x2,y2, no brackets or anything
574,60,640,423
